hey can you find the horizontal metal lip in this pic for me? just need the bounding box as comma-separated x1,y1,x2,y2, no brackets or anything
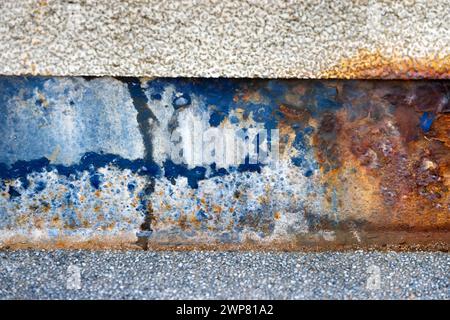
0,77,448,250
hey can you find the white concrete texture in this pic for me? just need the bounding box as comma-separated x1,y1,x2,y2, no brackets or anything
0,0,449,78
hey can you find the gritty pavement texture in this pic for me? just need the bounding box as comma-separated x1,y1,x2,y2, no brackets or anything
0,250,448,299
0,0,449,78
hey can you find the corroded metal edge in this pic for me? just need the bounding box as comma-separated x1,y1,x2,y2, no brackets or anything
1,231,448,252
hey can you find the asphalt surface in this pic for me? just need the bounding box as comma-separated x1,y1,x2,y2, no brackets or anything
0,250,448,300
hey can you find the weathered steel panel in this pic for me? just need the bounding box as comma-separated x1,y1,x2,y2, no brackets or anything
0,77,449,250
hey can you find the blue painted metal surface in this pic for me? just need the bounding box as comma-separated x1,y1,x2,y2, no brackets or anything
0,77,449,249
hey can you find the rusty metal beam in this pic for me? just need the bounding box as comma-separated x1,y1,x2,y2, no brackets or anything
0,77,449,250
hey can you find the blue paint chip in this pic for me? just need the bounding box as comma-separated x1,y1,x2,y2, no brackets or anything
291,157,303,167
230,116,239,124
127,182,136,193
163,160,206,189
173,94,191,108
34,181,46,193
8,187,21,199
420,112,435,132
304,126,314,135
304,169,313,177
151,93,162,100
196,209,208,221
209,111,224,127
89,173,103,189
18,176,29,189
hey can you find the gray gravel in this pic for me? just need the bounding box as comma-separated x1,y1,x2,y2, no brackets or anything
0,250,448,300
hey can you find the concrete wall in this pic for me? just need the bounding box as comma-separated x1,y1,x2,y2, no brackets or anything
0,0,449,78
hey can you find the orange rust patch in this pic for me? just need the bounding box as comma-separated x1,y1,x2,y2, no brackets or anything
33,217,44,229
242,90,262,103
1,231,448,252
433,114,450,148
234,88,263,104
279,104,311,122
16,214,29,226
42,202,51,213
313,103,450,231
178,213,188,231
321,50,450,79
50,215,61,228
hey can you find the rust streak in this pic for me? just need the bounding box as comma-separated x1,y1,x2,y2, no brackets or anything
320,50,450,79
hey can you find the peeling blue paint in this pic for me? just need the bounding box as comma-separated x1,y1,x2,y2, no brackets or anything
0,77,448,248
420,112,435,132
0,153,160,180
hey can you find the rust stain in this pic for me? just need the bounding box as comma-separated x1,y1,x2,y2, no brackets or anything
321,50,450,79
433,114,450,148
310,81,450,233
279,104,311,122
2,231,447,252
178,213,188,231
42,202,50,213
